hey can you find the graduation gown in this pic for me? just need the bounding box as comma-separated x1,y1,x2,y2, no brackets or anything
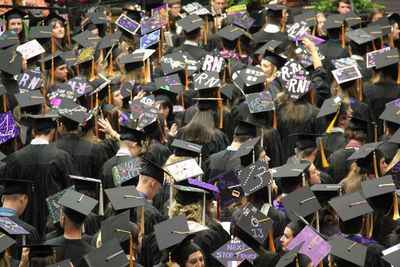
57,133,106,179
44,236,94,267
97,138,119,161
327,147,356,183
135,197,167,235
170,44,208,60
378,140,398,164
203,149,240,180
2,144,78,237
314,131,346,170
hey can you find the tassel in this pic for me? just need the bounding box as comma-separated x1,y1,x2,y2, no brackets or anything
302,173,306,186
158,40,162,60
397,63,400,84
381,37,384,49
296,256,299,267
373,150,379,178
222,69,226,82
326,110,339,133
320,138,330,168
181,93,185,111
319,262,323,267
3,15,6,32
390,33,395,48
108,84,112,104
281,18,286,32
365,213,373,239
237,39,242,57
312,24,316,36
217,90,223,129
3,95,6,112
168,253,172,267
66,23,71,46
372,40,377,51
109,50,114,76
273,111,277,129
51,33,55,85
309,90,315,105
76,65,80,76
185,69,189,91
393,192,399,220
90,58,95,81
160,27,164,58
227,58,231,78
374,123,378,143
357,79,362,101
341,25,345,48
129,237,133,267
268,229,275,252
204,16,208,46
140,206,145,234
99,183,104,216
216,193,220,221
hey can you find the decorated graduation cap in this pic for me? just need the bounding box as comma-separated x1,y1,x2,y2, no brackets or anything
235,66,267,94
84,239,128,267
218,24,251,56
328,191,373,221
0,111,19,144
173,184,208,224
15,90,45,109
160,52,185,75
176,14,204,34
208,169,244,208
282,185,321,222
58,189,98,224
332,65,362,85
0,30,19,49
193,71,222,91
276,59,311,101
0,49,22,75
0,179,32,195
211,238,258,266
329,234,367,266
165,158,204,183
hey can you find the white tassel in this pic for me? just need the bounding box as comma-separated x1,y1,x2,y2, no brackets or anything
99,183,104,216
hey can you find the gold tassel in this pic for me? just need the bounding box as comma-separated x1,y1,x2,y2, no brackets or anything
3,95,6,112
341,25,345,48
372,40,377,51
129,237,133,267
381,37,384,49
66,23,71,46
320,138,330,168
140,206,145,234
374,123,378,143
109,49,114,76
310,90,315,105
227,59,231,78
222,69,226,82
356,79,362,101
366,213,373,239
204,16,208,46
281,18,286,32
168,253,172,267
160,28,164,58
268,229,275,252
51,33,55,85
393,192,399,220
108,84,112,104
397,63,400,84
390,33,395,48
181,93,185,111
312,24,316,36
217,90,223,129
237,39,242,56
273,110,277,129
296,256,299,267
373,150,379,178
326,110,339,133
185,69,189,91
319,262,323,267
90,58,95,81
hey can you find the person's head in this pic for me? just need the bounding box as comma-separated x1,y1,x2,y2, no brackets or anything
112,89,123,108
339,216,363,235
211,0,225,14
54,63,69,83
60,207,85,230
280,221,304,251
31,119,57,140
8,18,23,33
171,239,205,267
370,8,385,22
316,12,326,35
337,0,351,14
51,20,65,40
384,120,400,138
1,193,28,216
260,58,278,79
167,0,181,17
119,140,142,157
184,28,202,42
27,245,57,267
392,21,400,40
137,175,162,199
329,254,358,267
306,162,321,185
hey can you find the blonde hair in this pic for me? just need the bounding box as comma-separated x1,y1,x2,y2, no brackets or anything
169,201,202,223
275,91,311,124
340,162,365,193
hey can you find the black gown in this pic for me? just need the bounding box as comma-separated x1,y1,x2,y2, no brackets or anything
2,144,78,237
135,199,167,235
378,140,398,164
314,132,346,170
57,134,106,179
327,147,356,183
44,236,94,267
169,44,208,60
203,149,241,180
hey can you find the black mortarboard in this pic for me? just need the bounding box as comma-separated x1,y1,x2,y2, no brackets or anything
238,66,267,91
43,12,66,26
193,71,221,90
58,105,88,125
329,234,367,266
171,139,202,157
345,29,375,45
317,96,343,118
58,189,98,223
23,244,62,259
290,133,319,150
160,52,185,75
0,49,22,75
84,239,128,267
0,179,32,195
282,185,321,221
154,214,190,250
271,162,310,179
154,74,183,94
15,90,46,108
98,32,122,50
120,49,155,71
28,25,52,40
328,191,373,221
101,210,132,244
0,30,19,49
234,120,258,137
363,25,384,39
238,161,272,196
61,50,77,67
38,51,65,70
140,157,168,185
218,25,248,41
382,245,400,267
0,233,15,253
104,185,145,211
379,105,400,125
236,203,274,244
28,113,58,131
344,11,362,28
361,175,395,198
294,11,316,28
72,30,101,48
173,184,207,206
311,184,342,203
388,13,400,25
374,48,400,69
347,142,382,161
323,14,345,30
3,8,26,21
46,260,71,267
276,243,303,267
119,123,146,143
88,11,111,25
208,169,244,208
230,136,261,160
347,116,370,132
254,40,283,55
265,4,284,19
261,49,287,69
370,17,392,36
176,14,204,33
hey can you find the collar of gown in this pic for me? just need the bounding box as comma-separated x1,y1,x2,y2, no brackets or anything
31,138,49,145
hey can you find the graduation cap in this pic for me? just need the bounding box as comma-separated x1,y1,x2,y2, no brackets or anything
236,203,274,245
323,14,345,30
15,90,45,108
121,49,155,72
208,169,244,208
140,157,168,185
245,91,275,115
0,216,28,236
329,234,367,266
61,50,77,67
16,39,45,60
38,51,65,71
293,11,316,28
101,210,132,244
140,29,160,50
119,123,146,143
277,60,311,100
332,65,362,84
347,141,383,172
374,48,400,69
237,66,267,91
164,158,203,182
160,52,185,75
72,30,101,48
234,120,258,137
98,32,122,50
328,191,373,221
0,30,19,49
154,214,190,250
347,116,370,133
230,136,261,161
112,159,142,187
27,114,59,132
115,14,141,35
193,71,222,90
46,260,71,267
0,111,19,145
0,179,32,195
271,162,310,189
171,138,202,159
282,185,321,222
43,12,66,26
104,185,145,211
173,185,208,213
29,25,52,40
218,25,248,41
3,8,26,21
88,11,111,25
238,160,272,196
363,25,384,41
275,243,303,267
265,4,284,19
286,225,331,266
211,238,258,266
0,49,22,75
16,70,43,92
311,184,342,203
84,239,128,267
254,40,283,55
382,244,400,267
370,17,392,36
140,16,163,35
200,49,227,73
58,103,88,125
176,14,204,33
379,104,400,125
345,29,375,45
58,189,98,224
344,11,362,28
261,49,287,69
291,133,320,151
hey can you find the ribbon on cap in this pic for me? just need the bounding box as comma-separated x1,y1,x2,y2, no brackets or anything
365,212,373,239
357,78,362,101
51,33,55,85
2,95,6,113
66,22,71,46
326,110,339,134
268,228,275,252
217,89,223,129
393,192,399,220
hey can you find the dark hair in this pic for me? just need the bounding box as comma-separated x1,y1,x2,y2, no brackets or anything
233,135,252,143
183,28,201,41
33,128,53,136
28,256,56,267
337,0,351,6
266,16,282,26
339,216,363,235
385,120,400,136
344,128,368,143
60,118,79,132
302,147,316,158
179,110,218,143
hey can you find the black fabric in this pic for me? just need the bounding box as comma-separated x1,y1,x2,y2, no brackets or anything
327,147,356,183
314,132,346,170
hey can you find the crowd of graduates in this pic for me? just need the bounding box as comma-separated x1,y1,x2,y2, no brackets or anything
0,0,399,266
